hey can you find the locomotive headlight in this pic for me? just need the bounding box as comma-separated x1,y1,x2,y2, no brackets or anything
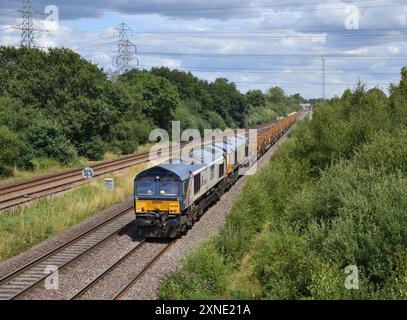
136,201,147,213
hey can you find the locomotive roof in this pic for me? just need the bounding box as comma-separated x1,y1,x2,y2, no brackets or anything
136,161,207,181
189,145,225,164
135,135,248,182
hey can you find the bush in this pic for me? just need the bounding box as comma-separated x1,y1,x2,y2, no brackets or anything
77,137,106,161
0,126,20,176
205,111,228,130
243,107,277,127
159,273,211,300
160,243,231,300
24,119,77,165
281,158,407,298
291,85,393,175
254,231,319,299
110,121,140,155
354,129,407,175
215,176,268,264
173,101,210,133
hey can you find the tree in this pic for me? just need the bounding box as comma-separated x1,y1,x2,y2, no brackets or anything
209,78,248,127
246,90,266,110
122,71,180,131
267,87,285,103
290,93,305,104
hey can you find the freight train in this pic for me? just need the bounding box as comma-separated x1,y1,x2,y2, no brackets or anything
133,113,299,238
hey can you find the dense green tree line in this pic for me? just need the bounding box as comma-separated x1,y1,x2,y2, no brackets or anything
0,47,302,177
160,68,407,300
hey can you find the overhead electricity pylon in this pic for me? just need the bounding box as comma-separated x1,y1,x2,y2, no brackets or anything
111,23,139,74
18,0,40,48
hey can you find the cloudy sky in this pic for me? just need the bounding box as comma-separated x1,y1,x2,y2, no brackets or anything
1,0,407,98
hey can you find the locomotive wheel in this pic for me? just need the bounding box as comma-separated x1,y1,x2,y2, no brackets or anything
187,212,193,228
192,210,198,222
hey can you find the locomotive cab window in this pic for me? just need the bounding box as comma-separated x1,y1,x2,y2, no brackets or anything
194,173,201,195
137,179,156,196
159,179,179,196
210,165,215,180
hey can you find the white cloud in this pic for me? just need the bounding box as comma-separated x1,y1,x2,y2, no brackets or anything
1,0,406,98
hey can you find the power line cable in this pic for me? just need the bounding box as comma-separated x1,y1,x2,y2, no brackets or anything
13,1,406,15
136,51,407,59
136,65,403,75
233,81,395,86
41,26,407,35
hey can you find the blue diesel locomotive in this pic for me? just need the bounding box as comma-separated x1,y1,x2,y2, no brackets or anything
133,136,252,238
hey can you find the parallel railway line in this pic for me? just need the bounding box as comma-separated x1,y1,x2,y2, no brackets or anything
0,153,152,212
113,241,176,300
0,126,271,212
71,240,176,300
0,205,134,300
71,240,147,300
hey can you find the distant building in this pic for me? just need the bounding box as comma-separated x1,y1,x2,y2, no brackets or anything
300,103,312,111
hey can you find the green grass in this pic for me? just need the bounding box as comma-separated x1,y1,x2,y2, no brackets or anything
0,164,147,261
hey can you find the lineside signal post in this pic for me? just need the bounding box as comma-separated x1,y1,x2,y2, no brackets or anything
82,167,94,180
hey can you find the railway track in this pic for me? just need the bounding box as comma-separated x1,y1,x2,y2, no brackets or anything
0,205,135,300
0,126,271,212
72,240,176,300
113,241,176,300
0,153,152,212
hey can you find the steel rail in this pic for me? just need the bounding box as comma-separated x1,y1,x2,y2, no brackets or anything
112,241,176,300
0,205,134,300
71,240,147,300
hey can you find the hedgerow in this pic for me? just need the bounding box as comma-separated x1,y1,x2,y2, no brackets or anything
159,68,407,300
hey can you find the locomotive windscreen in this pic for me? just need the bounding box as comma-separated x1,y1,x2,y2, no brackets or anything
136,179,156,196
159,180,179,196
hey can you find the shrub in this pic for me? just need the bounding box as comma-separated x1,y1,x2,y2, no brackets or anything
283,159,407,297
24,119,77,165
159,273,212,300
254,231,319,300
110,121,141,155
77,137,106,161
0,126,20,176
173,101,210,133
355,129,407,175
160,243,231,300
